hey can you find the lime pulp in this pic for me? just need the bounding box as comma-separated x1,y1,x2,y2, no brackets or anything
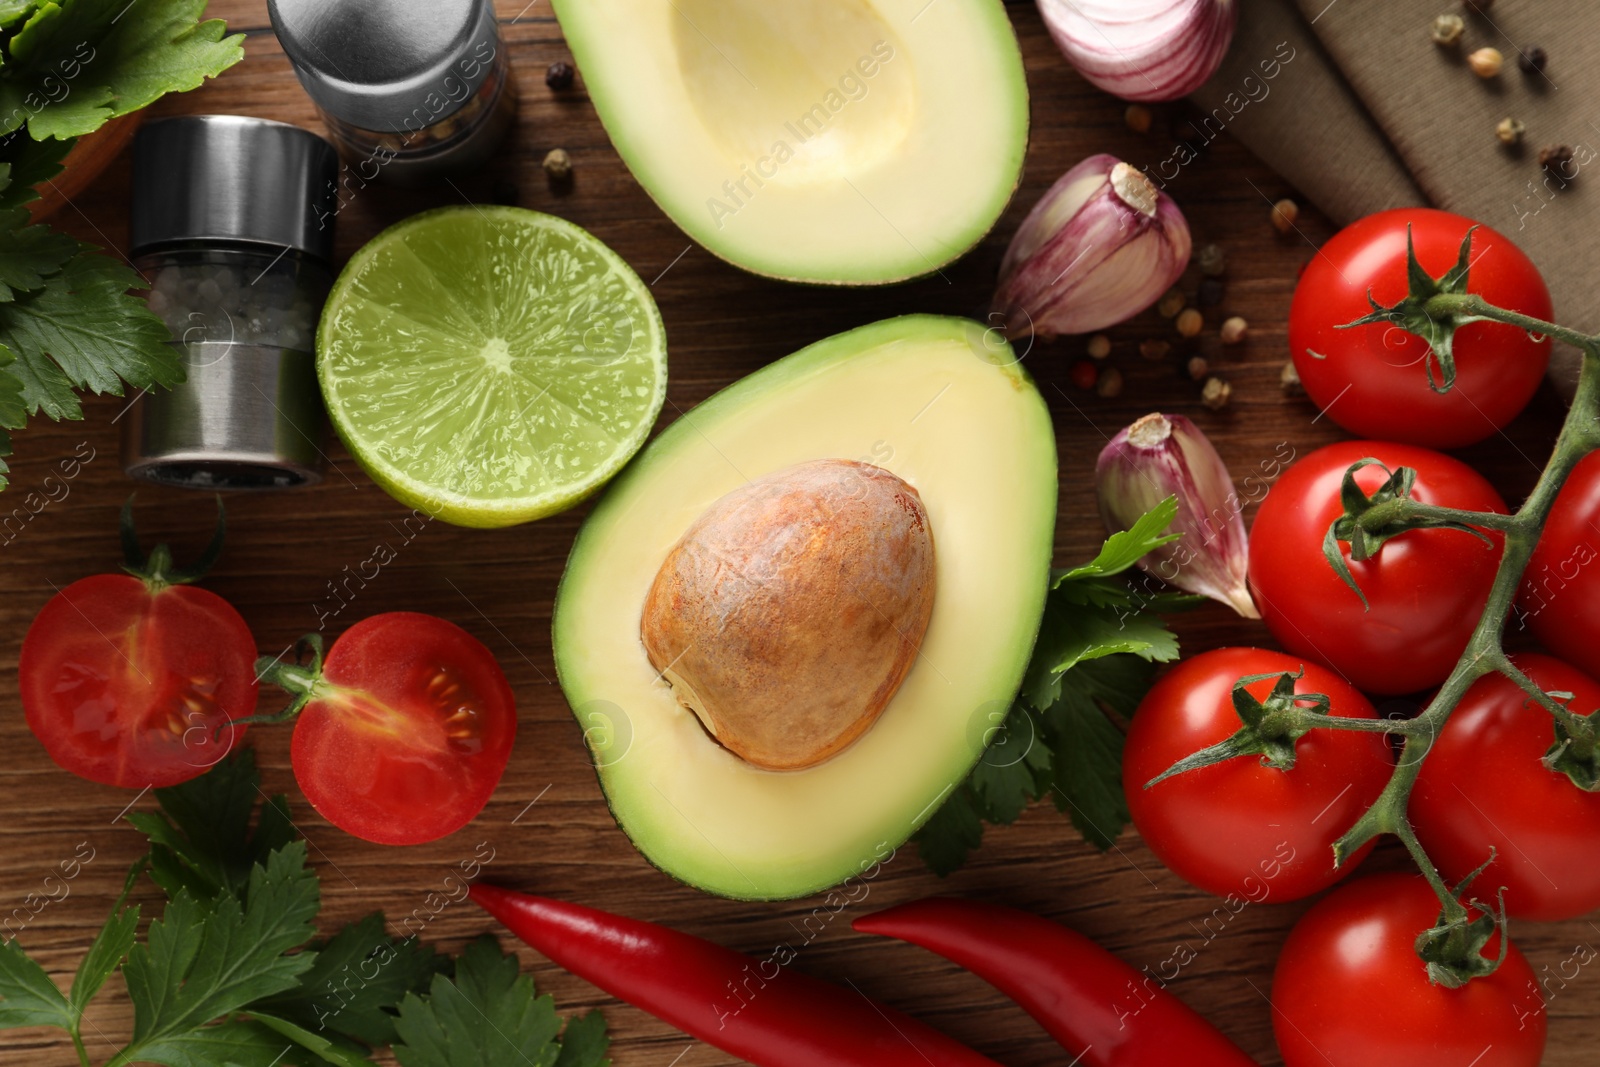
316,205,668,527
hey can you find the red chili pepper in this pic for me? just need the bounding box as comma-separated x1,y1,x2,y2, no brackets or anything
854,897,1258,1067
470,884,1004,1067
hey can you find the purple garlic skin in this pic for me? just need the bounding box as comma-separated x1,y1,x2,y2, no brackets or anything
993,155,1191,340
1096,411,1259,618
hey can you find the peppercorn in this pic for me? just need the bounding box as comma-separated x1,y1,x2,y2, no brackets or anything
1518,46,1547,74
1201,377,1232,410
1271,199,1299,234
1086,334,1112,360
1070,360,1099,391
1220,316,1248,345
1140,338,1171,362
1496,117,1525,147
1196,243,1226,277
1197,278,1225,307
1186,355,1209,381
1096,366,1124,398
1124,104,1152,134
1176,308,1203,338
1539,144,1576,180
1468,47,1503,78
1157,289,1185,319
1280,361,1305,397
1430,13,1465,46
546,61,576,90
543,147,574,188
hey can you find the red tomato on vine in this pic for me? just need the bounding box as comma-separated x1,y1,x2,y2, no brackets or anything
1272,873,1544,1067
1123,647,1390,901
1289,208,1551,448
1249,441,1507,695
1520,450,1600,679
1413,653,1600,921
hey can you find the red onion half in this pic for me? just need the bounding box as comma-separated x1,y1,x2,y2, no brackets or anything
1037,0,1238,103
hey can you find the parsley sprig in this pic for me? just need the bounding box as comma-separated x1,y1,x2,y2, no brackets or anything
0,751,611,1067
0,0,247,488
916,499,1189,874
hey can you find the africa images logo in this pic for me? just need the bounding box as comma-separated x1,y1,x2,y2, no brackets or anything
706,40,897,229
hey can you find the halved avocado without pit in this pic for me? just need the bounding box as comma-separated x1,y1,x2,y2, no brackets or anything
553,316,1058,900
550,0,1030,284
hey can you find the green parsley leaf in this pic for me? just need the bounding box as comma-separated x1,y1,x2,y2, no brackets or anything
916,503,1182,872
915,786,986,876
915,703,1054,874
1056,496,1179,581
394,936,607,1067
1042,655,1157,850
6,0,244,140
0,133,70,211
129,748,296,902
0,2,41,29
552,1011,610,1067
2,749,612,1065
0,359,25,485
0,936,72,1031
0,250,180,420
244,1012,373,1067
0,0,244,491
0,206,76,299
122,843,320,1056
68,897,140,1020
249,912,447,1049
120,1017,316,1067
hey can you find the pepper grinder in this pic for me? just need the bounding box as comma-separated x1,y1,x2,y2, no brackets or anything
123,115,338,490
268,0,517,186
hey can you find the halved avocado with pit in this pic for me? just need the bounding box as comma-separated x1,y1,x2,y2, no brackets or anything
550,0,1029,285
553,316,1057,900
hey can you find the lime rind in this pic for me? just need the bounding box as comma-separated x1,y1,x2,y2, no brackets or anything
317,206,668,527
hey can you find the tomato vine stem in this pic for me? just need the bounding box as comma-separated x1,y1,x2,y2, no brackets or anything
1334,292,1600,947
1155,255,1600,981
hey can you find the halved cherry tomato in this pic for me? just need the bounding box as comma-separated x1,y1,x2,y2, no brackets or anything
1289,208,1551,448
1413,652,1600,921
20,509,257,788
270,612,516,845
1249,441,1507,695
1272,873,1545,1067
1124,648,1391,901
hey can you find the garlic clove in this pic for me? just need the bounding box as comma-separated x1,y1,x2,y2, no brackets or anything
1096,411,1259,618
993,156,1191,340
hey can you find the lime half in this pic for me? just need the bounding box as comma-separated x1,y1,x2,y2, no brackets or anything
317,206,668,527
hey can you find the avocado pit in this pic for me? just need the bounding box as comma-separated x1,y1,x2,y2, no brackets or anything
641,458,936,770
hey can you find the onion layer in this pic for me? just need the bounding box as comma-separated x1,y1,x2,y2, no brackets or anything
1037,0,1238,103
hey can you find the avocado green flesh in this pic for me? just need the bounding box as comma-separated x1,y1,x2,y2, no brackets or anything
553,316,1057,900
550,0,1030,285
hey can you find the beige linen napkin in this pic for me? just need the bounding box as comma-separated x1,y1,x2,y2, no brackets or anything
1191,0,1425,225
1192,0,1595,393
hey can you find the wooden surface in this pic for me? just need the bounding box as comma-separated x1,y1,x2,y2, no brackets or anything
0,3,1591,1064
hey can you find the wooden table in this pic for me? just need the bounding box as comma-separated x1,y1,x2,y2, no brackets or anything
1,2,1590,1064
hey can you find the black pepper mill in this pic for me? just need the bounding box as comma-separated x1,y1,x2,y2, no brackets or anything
268,0,518,187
